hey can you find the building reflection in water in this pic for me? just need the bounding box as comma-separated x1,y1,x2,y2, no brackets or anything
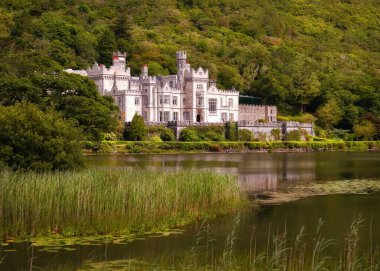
86,153,317,193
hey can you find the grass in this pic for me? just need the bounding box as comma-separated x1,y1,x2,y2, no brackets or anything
80,216,379,271
0,168,246,239
87,140,380,154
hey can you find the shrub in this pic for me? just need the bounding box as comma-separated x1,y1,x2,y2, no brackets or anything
284,130,302,141
126,113,146,141
204,131,224,141
238,129,254,141
225,121,237,141
270,128,281,140
150,135,163,142
179,128,199,142
0,102,83,171
160,128,176,141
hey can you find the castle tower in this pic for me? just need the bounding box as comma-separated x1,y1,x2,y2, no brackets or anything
112,51,127,71
176,51,187,77
142,64,148,77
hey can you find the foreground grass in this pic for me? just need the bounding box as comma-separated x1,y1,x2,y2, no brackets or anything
0,169,245,239
80,216,379,271
89,140,380,154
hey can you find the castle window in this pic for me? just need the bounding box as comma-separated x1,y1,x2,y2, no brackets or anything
163,95,170,104
164,111,170,121
197,97,204,107
173,96,178,105
169,81,174,88
229,113,234,121
196,84,203,90
228,98,233,108
173,112,178,121
159,95,163,105
209,98,217,113
221,113,227,122
135,97,140,105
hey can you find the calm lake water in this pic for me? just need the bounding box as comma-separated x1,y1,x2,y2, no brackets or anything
1,152,380,270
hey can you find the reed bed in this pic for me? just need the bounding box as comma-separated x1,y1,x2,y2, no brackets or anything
0,169,245,238
82,216,379,271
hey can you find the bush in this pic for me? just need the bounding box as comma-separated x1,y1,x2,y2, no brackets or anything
225,121,238,141
179,128,199,142
150,135,163,142
204,131,224,141
238,129,254,141
270,128,281,140
125,113,146,141
284,129,302,141
160,128,176,141
0,102,83,171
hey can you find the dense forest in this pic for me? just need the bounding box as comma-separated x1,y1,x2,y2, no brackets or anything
0,0,379,135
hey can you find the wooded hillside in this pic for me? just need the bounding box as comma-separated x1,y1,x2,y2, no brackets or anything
0,0,379,132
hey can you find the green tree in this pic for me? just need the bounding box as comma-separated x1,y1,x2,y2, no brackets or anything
353,120,376,140
225,121,238,141
316,99,343,129
0,7,14,38
0,102,83,171
34,73,118,141
96,29,117,66
126,113,146,141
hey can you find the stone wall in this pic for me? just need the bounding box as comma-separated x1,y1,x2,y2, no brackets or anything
239,105,277,122
126,121,314,140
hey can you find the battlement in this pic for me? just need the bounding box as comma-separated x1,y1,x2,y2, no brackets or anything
218,89,239,94
176,51,187,60
191,67,209,78
113,51,127,58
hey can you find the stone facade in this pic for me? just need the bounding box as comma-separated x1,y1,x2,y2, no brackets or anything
239,104,277,123
67,51,239,123
66,50,315,140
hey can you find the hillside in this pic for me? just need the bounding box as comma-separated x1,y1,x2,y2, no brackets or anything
0,0,379,133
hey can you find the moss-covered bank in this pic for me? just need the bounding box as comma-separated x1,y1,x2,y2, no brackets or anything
256,179,380,205
86,140,380,154
0,169,246,239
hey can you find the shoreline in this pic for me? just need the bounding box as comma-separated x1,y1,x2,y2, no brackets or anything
85,140,380,155
255,180,380,205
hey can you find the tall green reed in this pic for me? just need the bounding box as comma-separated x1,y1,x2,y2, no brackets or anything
0,168,245,238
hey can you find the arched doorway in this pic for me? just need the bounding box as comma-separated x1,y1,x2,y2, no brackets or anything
196,114,201,122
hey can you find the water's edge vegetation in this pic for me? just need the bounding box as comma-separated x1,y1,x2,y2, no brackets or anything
256,180,380,205
87,140,380,154
0,169,245,239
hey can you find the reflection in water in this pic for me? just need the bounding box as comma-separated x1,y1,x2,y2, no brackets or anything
84,152,380,193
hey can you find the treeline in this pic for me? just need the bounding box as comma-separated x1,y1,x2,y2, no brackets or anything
1,0,379,127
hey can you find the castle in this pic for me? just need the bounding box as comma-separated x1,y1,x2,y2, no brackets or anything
67,51,277,123
66,51,313,139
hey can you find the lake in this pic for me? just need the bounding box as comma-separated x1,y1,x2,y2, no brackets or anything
1,152,379,270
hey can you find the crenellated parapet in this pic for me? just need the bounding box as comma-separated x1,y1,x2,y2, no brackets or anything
190,67,209,79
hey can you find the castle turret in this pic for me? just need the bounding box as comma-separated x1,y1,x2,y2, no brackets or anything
142,64,148,77
176,51,187,77
112,51,127,71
